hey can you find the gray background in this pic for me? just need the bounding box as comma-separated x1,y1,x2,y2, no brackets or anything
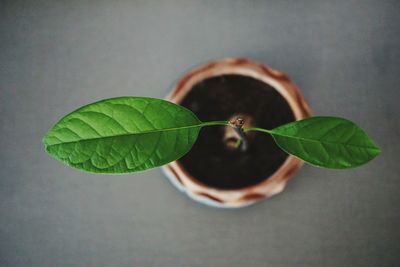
1,1,399,266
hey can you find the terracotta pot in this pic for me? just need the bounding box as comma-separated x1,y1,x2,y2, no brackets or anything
162,58,312,208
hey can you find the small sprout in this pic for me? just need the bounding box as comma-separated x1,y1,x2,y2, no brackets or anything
229,117,245,128
228,116,248,151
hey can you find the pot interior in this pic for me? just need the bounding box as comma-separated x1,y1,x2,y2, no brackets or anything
178,74,295,190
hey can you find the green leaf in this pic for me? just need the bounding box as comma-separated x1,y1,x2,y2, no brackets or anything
43,97,210,173
269,116,381,169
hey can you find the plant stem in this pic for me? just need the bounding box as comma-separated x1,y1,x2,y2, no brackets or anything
243,127,272,134
201,121,229,127
201,122,272,136
202,119,251,151
228,117,248,151
233,126,248,151
199,120,275,151
234,138,242,149
202,120,275,151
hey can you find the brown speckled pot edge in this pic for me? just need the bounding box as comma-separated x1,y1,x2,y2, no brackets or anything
162,58,312,208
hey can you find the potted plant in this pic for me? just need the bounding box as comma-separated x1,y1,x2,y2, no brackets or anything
42,58,380,208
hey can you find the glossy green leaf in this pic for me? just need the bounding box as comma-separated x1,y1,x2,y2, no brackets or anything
43,97,208,173
269,116,381,169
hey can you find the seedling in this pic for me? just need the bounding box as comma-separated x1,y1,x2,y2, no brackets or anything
43,97,380,173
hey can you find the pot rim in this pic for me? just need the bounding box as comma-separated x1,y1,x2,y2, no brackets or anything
162,57,312,208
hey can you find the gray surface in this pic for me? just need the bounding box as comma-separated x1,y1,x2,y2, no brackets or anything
1,1,399,266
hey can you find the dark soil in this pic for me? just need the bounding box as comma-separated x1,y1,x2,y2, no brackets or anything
179,74,295,189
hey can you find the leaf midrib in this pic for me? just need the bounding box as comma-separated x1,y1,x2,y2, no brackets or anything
270,131,379,151
45,123,205,147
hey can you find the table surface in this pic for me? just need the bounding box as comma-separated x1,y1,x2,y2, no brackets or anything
1,1,399,266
